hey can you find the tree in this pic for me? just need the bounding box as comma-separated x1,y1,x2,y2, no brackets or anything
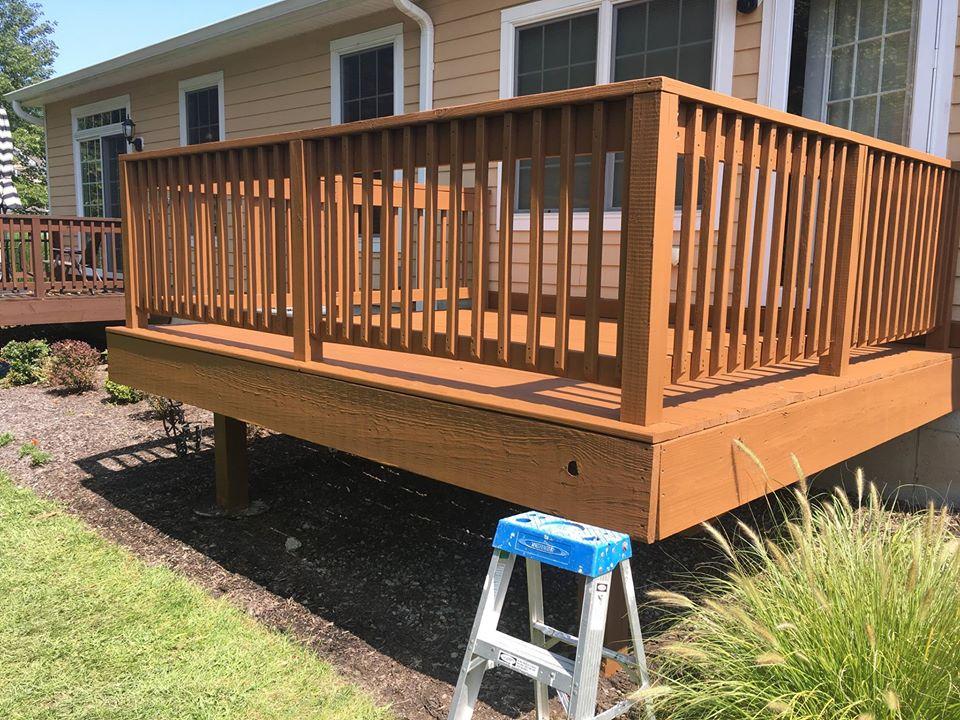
0,0,56,212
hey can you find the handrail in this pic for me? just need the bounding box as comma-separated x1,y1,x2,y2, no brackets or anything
0,214,124,298
118,78,960,427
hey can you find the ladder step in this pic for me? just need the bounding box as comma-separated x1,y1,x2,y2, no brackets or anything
533,621,638,668
474,629,574,695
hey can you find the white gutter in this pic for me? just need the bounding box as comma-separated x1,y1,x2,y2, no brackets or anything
392,0,434,111
11,99,43,126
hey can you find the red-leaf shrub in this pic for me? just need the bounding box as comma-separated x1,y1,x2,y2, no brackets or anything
46,340,101,393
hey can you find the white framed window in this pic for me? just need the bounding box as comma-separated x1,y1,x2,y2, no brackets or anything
799,0,956,154
499,0,736,231
331,24,405,125
71,95,131,217
179,71,225,146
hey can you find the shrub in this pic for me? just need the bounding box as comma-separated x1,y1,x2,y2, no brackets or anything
0,339,50,386
645,472,960,720
0,432,13,447
46,340,101,393
18,441,51,467
104,379,145,405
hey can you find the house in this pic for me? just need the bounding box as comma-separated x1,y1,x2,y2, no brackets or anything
5,0,960,536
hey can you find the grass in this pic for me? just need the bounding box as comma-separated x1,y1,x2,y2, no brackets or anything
0,431,13,447
645,471,960,720
17,441,51,467
0,471,390,720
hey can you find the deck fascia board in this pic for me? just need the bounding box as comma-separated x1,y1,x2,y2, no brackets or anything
0,295,125,327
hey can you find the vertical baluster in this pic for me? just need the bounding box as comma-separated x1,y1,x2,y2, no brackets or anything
526,110,545,370
928,170,960,348
290,139,319,362
905,164,932,336
381,129,395,349
888,161,915,338
554,106,575,376
820,144,867,376
360,133,375,345
272,145,289,332
727,119,760,372
855,152,884,348
761,128,794,365
321,139,339,339
690,109,723,378
401,129,415,350
213,153,229,324
339,136,355,342
471,117,489,362
806,140,837,357
498,113,516,366
791,136,822,357
422,124,438,353
200,154,217,322
447,120,463,357
709,114,743,375
671,104,703,381
920,168,946,332
581,103,606,382
777,133,808,362
258,148,276,332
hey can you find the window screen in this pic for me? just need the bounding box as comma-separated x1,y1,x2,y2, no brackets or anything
341,45,395,123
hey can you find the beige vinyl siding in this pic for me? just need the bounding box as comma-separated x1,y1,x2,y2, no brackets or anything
733,6,762,102
45,11,419,216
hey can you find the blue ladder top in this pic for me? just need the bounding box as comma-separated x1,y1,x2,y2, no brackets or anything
492,511,632,577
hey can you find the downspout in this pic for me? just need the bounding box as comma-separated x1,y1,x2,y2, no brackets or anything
392,0,434,111
11,99,43,126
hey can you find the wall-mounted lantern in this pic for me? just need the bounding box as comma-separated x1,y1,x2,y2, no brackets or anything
121,116,144,152
737,0,761,13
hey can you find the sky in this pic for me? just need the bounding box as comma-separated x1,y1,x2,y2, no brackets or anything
41,0,274,76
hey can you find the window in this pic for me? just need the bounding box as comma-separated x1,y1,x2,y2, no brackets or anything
72,97,130,217
179,72,224,146
500,0,735,224
331,24,405,125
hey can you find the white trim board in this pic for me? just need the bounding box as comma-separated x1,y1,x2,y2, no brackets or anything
330,23,405,125
497,0,736,232
757,0,795,109
71,94,131,217
178,71,226,146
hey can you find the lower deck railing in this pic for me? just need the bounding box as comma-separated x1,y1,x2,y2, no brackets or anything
0,214,124,298
119,77,960,426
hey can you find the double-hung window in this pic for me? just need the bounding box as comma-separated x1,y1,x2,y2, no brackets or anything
72,97,130,218
179,72,224,146
331,24,404,125
502,0,734,220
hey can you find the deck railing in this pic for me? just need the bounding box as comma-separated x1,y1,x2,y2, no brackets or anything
119,77,960,426
0,214,124,298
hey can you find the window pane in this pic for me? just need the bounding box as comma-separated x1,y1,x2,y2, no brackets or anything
184,86,220,145
877,91,906,141
827,100,850,127
886,0,913,32
855,38,882,97
851,95,878,134
829,45,854,101
881,30,910,92
517,26,542,74
679,42,712,87
859,0,884,39
681,0,714,43
340,43,396,122
614,54,645,82
543,20,570,69
834,0,858,46
571,14,599,63
646,47,677,77
647,0,680,50
616,3,646,57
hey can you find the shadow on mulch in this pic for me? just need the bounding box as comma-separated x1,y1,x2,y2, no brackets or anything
74,430,732,718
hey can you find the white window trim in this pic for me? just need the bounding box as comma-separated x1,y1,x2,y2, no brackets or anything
757,0,795,110
330,23,405,125
71,94,131,217
178,71,225,146
498,0,736,233
798,0,957,155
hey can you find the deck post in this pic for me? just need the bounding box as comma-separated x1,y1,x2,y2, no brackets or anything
119,158,147,328
619,89,678,426
927,168,960,350
289,138,321,362
819,144,868,377
214,413,249,513
29,216,46,299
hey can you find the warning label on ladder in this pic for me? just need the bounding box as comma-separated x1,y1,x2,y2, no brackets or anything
496,651,539,679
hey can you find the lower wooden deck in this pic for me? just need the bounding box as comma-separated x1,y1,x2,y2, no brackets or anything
107,320,960,540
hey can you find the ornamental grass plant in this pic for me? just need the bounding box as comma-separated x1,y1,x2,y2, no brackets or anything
644,465,960,720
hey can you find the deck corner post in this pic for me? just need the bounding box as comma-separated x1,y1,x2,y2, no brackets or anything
119,158,146,328
819,143,868,377
619,89,679,426
29,216,46,299
289,138,320,363
927,168,960,350
214,413,250,513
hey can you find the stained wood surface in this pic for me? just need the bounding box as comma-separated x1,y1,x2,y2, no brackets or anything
0,294,124,327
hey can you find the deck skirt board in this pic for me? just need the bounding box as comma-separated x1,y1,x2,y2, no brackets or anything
0,294,125,327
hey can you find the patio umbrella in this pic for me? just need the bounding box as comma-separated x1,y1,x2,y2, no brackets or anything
0,105,23,213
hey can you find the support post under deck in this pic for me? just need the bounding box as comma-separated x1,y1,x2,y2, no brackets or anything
214,413,249,513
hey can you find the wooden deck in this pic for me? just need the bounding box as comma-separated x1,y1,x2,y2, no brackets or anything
107,77,960,541
1,214,124,327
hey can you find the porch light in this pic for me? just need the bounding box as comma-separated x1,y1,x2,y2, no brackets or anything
121,117,136,144
737,0,760,12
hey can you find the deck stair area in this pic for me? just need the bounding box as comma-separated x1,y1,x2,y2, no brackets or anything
107,77,960,541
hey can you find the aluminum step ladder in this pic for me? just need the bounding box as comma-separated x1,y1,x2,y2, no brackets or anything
447,511,656,720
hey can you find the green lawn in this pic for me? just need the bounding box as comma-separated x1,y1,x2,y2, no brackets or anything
0,471,390,720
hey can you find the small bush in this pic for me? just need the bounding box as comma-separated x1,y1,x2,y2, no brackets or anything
646,472,960,720
18,441,51,467
104,379,145,405
0,339,50,386
0,432,13,447
46,340,101,393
